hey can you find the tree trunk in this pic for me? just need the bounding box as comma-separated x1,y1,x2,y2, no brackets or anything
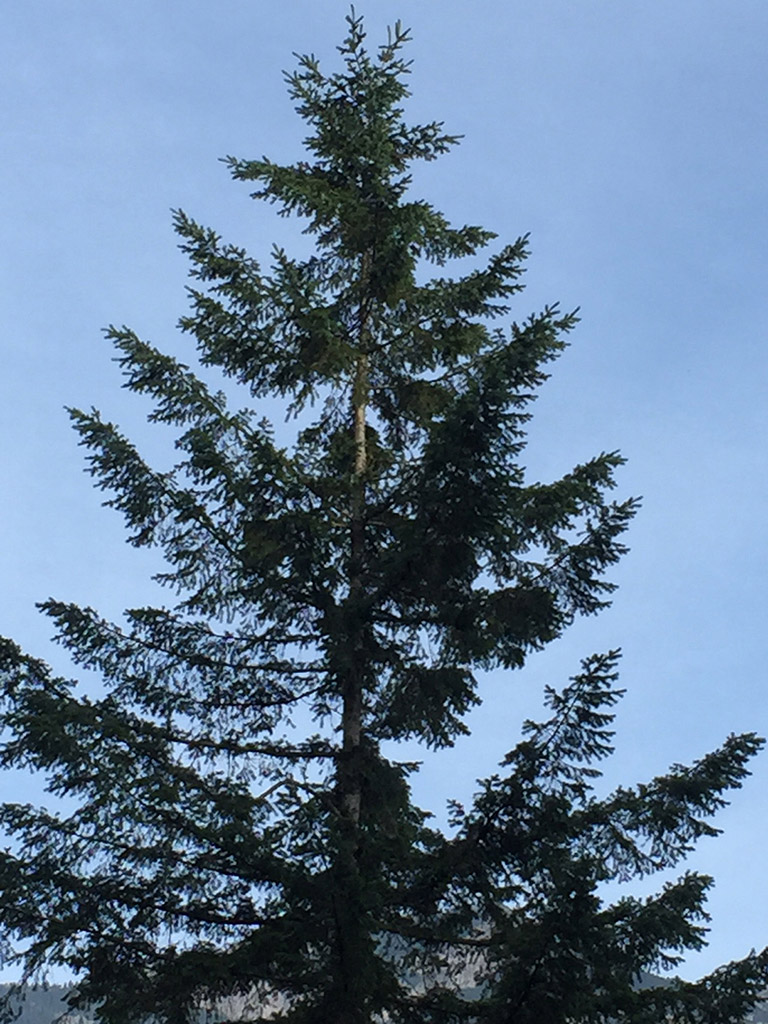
341,349,368,824
331,260,372,1024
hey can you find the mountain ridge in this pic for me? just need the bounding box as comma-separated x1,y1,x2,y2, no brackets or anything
3,981,767,1023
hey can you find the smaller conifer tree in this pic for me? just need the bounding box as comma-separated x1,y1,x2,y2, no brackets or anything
0,13,766,1024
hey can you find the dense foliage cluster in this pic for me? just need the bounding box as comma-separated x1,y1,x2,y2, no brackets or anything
1,14,766,1024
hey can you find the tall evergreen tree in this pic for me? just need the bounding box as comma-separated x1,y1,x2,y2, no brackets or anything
1,13,766,1024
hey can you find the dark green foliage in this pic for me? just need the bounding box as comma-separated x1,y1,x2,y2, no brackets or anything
0,12,766,1024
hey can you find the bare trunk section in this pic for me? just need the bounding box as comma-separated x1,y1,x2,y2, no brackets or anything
341,351,369,824
340,247,372,826
329,261,373,1024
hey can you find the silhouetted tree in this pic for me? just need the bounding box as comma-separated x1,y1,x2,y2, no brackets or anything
1,13,766,1024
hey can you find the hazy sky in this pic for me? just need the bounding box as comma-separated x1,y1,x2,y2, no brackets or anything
2,0,767,983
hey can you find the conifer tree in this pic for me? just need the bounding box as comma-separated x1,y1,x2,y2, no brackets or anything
1,13,766,1024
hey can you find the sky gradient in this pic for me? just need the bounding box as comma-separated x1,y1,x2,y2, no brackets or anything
2,0,767,983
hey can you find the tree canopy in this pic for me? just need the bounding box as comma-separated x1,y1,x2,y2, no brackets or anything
1,12,766,1024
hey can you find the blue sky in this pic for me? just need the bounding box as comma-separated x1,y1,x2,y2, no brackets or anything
1,0,767,983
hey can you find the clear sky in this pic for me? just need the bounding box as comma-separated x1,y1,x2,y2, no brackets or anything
2,0,767,984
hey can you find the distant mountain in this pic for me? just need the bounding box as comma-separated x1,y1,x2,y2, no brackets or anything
3,980,767,1023
0,985,91,1024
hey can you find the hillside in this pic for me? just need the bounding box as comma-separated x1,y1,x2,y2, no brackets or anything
3,982,767,1023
